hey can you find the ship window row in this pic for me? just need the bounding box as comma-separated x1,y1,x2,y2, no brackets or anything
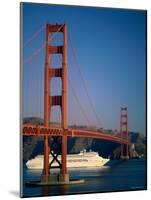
67,159,88,162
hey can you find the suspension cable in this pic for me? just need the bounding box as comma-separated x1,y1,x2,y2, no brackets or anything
39,58,43,124
23,24,45,48
23,42,45,65
68,32,101,127
36,66,39,121
23,24,64,65
69,78,91,126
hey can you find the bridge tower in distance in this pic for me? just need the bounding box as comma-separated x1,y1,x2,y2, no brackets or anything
42,23,69,183
120,107,129,159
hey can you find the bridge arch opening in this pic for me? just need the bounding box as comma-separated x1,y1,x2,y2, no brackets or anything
50,106,62,128
50,77,62,96
50,32,63,46
50,54,62,69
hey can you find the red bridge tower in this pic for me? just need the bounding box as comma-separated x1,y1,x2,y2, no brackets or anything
120,107,129,159
42,23,69,182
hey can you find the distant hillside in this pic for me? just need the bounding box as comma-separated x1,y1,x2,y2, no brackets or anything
23,117,44,125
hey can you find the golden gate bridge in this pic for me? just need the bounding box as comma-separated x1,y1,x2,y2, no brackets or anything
22,23,129,185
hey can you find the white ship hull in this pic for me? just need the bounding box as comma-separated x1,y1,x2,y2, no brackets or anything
26,151,109,170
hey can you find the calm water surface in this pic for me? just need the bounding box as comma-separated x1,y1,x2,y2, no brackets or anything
23,159,147,197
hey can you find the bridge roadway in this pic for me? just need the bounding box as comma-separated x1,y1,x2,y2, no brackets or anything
22,124,128,145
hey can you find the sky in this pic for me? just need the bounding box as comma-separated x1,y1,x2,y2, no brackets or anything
22,3,146,135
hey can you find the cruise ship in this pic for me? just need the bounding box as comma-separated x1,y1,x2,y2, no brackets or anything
26,150,109,169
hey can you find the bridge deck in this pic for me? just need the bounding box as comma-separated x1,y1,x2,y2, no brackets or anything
22,124,128,145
